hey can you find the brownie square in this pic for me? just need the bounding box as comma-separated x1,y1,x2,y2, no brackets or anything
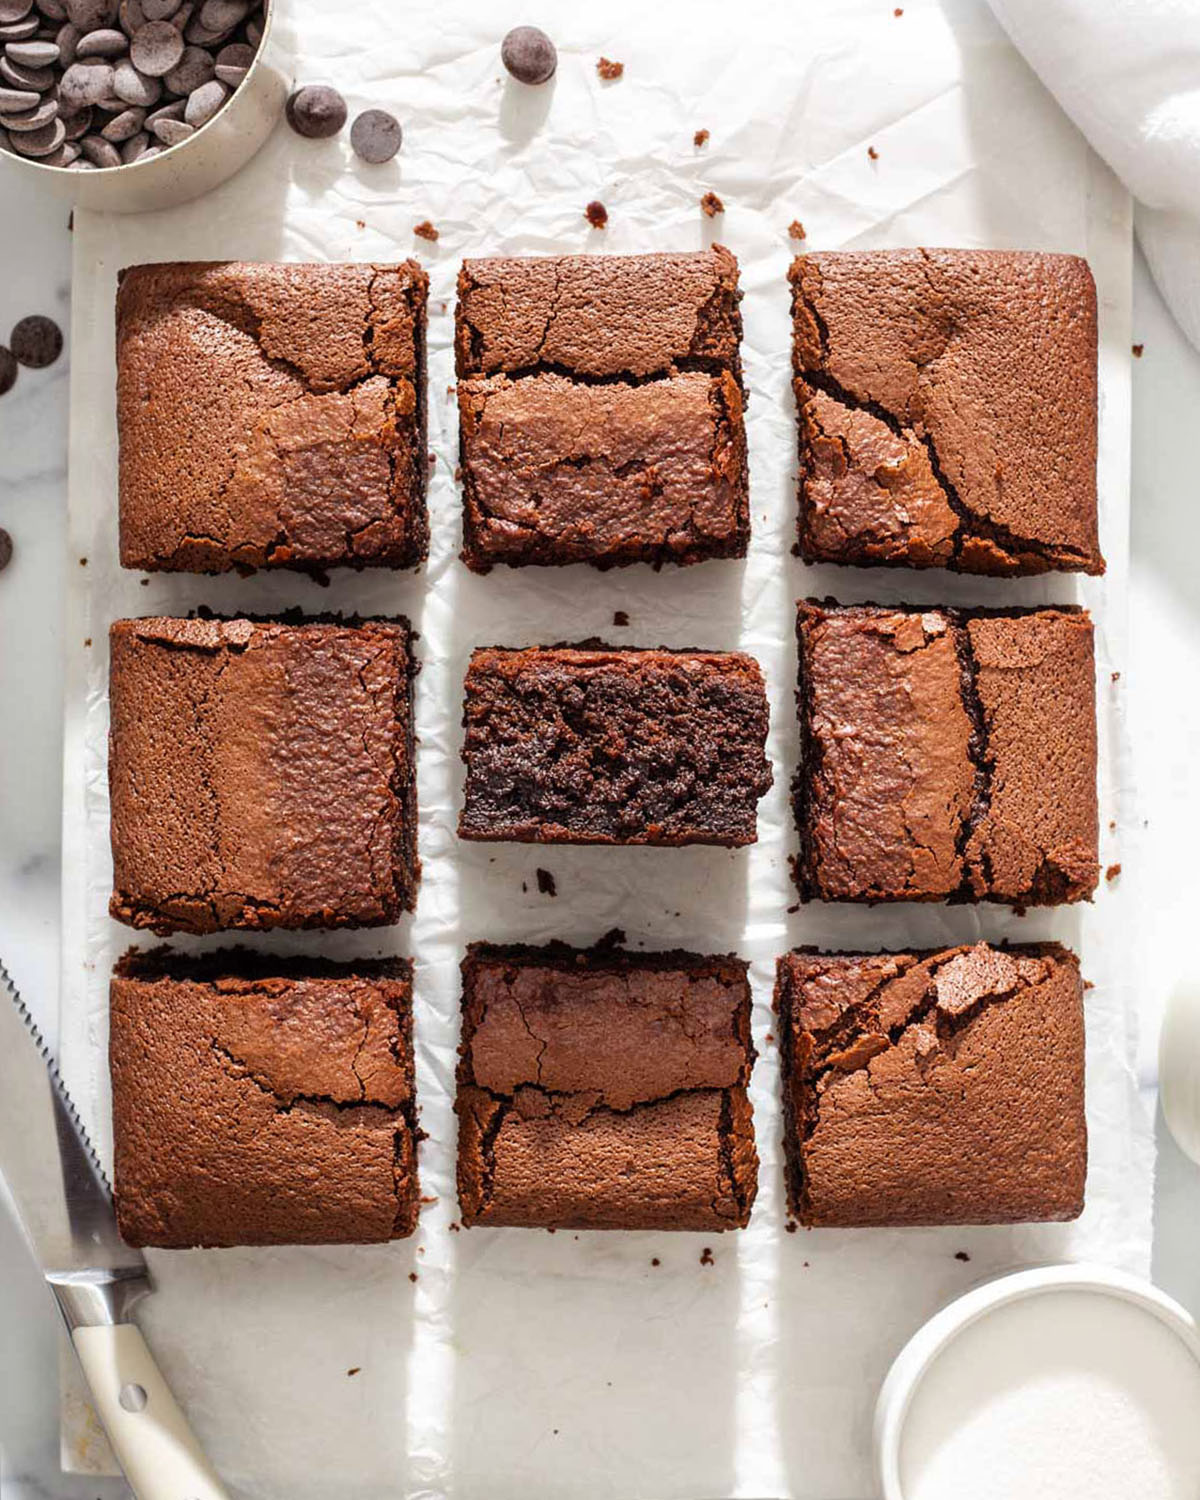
456,941,757,1230
108,615,418,934
455,248,748,570
790,249,1102,575
458,644,772,846
775,943,1086,1226
794,602,1098,905
117,261,428,574
110,950,420,1247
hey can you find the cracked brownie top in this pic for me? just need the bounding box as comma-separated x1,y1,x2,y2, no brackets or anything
455,941,757,1230
454,248,749,571
108,614,419,936
790,249,1102,576
116,260,429,576
794,602,1098,905
775,942,1086,1227
110,949,420,1247
458,643,773,847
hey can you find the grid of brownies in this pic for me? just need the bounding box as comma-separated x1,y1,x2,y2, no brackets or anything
106,243,1099,1247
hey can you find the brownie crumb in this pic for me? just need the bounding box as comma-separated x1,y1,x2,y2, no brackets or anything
785,1221,798,1234
700,1247,714,1266
787,901,800,914
612,610,629,627
1111,671,1121,681
868,145,879,160
84,637,92,648
79,557,87,566
535,867,557,897
597,57,624,80
651,1256,660,1267
954,1251,970,1262
1106,862,1122,882
408,1271,418,1282
596,927,628,952
414,220,439,241
765,1032,774,1044
788,219,807,240
347,1367,361,1377
584,200,609,228
356,219,365,230
700,191,725,217
1132,343,1144,358
1109,820,1117,831
693,128,709,148
894,6,904,13
449,1221,460,1232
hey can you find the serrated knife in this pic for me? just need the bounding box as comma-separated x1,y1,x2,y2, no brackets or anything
0,957,228,1499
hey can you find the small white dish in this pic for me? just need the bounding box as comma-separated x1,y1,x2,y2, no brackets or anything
875,1263,1200,1500
1160,976,1200,1166
0,0,289,214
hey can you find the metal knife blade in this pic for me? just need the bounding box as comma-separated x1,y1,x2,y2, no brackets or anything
0,956,144,1282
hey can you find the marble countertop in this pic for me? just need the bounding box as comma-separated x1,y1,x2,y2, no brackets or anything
1,162,1199,1495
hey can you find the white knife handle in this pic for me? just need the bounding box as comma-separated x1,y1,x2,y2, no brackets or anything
72,1322,229,1500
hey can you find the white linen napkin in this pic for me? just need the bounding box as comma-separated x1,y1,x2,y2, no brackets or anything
986,0,1200,349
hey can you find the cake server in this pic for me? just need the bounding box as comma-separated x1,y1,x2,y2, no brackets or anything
0,956,228,1500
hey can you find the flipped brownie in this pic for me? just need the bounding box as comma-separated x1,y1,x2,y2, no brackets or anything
455,248,748,570
456,941,757,1230
458,644,772,846
775,943,1086,1226
794,602,1098,905
117,261,428,574
110,949,420,1247
790,250,1102,575
109,614,418,934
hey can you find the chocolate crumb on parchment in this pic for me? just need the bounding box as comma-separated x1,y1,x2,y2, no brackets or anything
414,220,439,241
788,219,807,240
700,191,724,217
596,57,624,80
1106,863,1122,882
584,199,608,228
694,127,710,147
535,867,557,897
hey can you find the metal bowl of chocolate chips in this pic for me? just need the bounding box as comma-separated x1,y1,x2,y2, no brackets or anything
0,0,287,211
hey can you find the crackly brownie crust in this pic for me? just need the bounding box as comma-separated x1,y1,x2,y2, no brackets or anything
454,248,749,570
794,602,1098,905
458,643,772,846
117,261,429,575
111,948,420,1246
108,614,419,934
456,941,757,1230
775,943,1086,1226
790,250,1102,575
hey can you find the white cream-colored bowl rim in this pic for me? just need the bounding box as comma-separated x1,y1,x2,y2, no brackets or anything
0,0,289,212
874,1262,1200,1500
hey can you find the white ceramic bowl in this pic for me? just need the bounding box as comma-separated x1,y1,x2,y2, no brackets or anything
874,1262,1200,1500
0,0,289,213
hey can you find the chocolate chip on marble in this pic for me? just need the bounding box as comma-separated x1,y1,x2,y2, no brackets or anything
211,37,246,82
5,37,58,64
99,100,139,135
161,39,206,90
149,110,187,141
1,93,56,126
59,59,111,105
65,0,115,25
0,0,33,22
75,25,126,56
0,83,37,109
0,54,55,87
500,25,556,85
0,14,39,36
6,112,63,150
79,128,117,162
111,55,155,101
285,82,344,138
350,106,400,163
129,18,181,74
0,529,13,571
0,347,16,395
181,72,218,123
36,0,67,20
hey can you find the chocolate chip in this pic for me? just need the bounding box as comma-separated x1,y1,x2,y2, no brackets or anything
196,0,243,28
0,15,39,37
53,19,76,61
98,100,139,136
11,314,62,368
0,83,37,108
2,94,56,127
161,38,207,91
0,0,34,22
117,0,144,26
501,25,555,84
0,55,54,87
142,91,179,124
59,59,112,106
139,0,174,15
181,71,217,122
111,55,156,101
59,101,88,133
117,121,144,156
5,103,57,144
41,137,78,162
148,110,187,141
0,529,13,571
211,36,245,82
0,345,16,393
6,37,57,64
583,199,608,228
79,128,117,162
65,0,115,24
36,0,67,19
349,106,400,163
75,26,127,56
129,18,181,75
284,82,344,138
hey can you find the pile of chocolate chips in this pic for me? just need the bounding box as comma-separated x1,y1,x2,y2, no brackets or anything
0,0,268,171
